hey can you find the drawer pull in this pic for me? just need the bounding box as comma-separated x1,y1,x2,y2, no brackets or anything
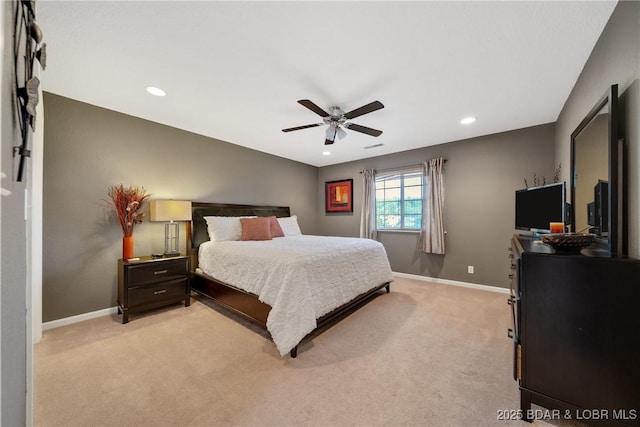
154,289,167,295
154,269,168,275
507,328,514,339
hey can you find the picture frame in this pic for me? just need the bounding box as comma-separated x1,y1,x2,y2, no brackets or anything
325,179,353,213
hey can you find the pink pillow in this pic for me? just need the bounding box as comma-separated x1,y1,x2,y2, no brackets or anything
269,216,285,238
240,217,272,241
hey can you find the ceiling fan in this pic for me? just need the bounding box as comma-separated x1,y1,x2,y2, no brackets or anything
282,99,384,145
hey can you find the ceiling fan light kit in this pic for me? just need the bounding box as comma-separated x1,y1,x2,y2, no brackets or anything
283,99,384,145
325,125,347,140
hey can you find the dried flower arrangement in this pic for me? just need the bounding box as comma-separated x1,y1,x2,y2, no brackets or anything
524,164,562,188
104,184,151,237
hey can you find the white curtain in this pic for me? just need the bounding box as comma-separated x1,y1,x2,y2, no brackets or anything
418,158,446,254
360,169,377,239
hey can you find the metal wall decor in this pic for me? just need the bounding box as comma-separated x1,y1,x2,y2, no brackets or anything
13,0,46,182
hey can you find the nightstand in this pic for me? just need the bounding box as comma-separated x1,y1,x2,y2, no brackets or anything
117,255,190,323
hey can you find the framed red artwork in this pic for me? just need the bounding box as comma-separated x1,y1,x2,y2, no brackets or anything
325,179,353,213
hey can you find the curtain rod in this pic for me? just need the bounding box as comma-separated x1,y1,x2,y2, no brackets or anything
359,159,447,174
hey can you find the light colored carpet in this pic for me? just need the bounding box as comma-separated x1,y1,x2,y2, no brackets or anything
34,277,570,427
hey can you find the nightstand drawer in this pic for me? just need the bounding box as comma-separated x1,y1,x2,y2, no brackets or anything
118,255,190,323
127,258,188,287
128,278,188,307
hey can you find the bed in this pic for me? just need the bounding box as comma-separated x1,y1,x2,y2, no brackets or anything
187,202,394,358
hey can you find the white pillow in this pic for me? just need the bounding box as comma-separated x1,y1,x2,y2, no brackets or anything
204,216,255,242
277,215,302,236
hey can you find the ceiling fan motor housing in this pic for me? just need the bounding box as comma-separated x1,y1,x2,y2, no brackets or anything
324,106,346,128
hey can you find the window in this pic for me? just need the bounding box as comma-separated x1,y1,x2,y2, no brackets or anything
375,169,423,230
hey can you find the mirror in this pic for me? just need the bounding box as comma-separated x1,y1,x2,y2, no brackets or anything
570,84,623,256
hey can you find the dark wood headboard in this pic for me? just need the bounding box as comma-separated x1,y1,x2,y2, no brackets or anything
188,202,291,251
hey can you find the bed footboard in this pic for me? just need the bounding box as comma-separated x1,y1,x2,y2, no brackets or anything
191,272,271,327
193,273,390,358
289,281,391,358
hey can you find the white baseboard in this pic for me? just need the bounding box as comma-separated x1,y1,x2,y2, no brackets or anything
393,271,510,294
42,306,118,331
42,274,507,331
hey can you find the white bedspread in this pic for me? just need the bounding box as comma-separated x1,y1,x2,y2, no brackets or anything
198,235,394,356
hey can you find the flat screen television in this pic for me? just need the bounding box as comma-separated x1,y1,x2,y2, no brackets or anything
515,182,566,233
587,180,608,234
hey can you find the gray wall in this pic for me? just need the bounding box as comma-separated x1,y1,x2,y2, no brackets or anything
555,0,640,258
43,92,556,323
43,1,639,320
1,0,27,424
43,93,319,322
318,124,556,288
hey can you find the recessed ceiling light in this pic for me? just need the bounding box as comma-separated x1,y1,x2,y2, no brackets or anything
322,151,331,156
460,116,476,125
145,86,166,97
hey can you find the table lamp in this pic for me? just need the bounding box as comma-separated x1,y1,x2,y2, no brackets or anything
149,200,192,256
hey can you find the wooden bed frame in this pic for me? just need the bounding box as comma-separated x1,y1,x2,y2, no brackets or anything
186,202,390,358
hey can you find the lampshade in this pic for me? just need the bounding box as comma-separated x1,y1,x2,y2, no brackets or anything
325,125,347,141
150,200,192,222
149,200,192,256
325,126,336,141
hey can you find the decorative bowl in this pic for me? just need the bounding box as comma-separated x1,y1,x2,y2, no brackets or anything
541,233,594,252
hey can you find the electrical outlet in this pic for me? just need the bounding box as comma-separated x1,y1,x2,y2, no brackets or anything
468,265,474,274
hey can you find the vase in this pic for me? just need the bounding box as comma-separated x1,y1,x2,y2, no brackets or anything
122,236,134,260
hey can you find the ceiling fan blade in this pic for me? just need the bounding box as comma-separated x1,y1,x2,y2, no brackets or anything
324,138,335,145
298,99,330,117
345,123,383,137
282,123,323,133
343,100,384,120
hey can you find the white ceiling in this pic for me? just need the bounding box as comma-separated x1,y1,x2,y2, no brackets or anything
37,1,617,167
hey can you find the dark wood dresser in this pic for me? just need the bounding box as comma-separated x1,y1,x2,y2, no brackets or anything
117,256,190,323
509,235,639,426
